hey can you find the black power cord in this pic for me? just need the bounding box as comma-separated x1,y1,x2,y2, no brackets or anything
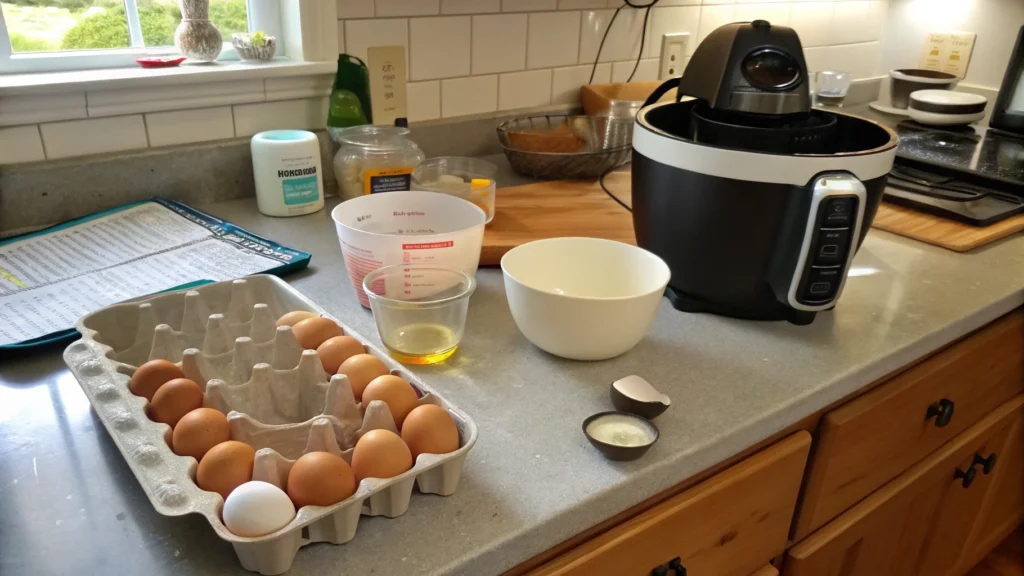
600,162,632,213
591,0,663,213
589,0,663,85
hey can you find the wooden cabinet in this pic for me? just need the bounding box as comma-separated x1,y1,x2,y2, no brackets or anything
952,403,1024,575
793,312,1024,541
529,433,811,576
784,396,1024,576
516,311,1023,576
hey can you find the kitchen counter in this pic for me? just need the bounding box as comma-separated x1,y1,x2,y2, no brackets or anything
3,177,1024,575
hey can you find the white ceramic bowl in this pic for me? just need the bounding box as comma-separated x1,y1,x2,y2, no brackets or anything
907,89,988,126
500,237,671,361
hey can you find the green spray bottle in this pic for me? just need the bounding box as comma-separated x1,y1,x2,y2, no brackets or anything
327,55,372,129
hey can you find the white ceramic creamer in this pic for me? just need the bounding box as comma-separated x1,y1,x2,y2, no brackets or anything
251,130,325,217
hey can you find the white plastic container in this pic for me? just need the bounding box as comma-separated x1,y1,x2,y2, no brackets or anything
251,130,325,217
331,191,486,307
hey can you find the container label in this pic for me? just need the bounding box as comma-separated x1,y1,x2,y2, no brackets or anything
402,241,453,250
363,167,413,195
282,175,319,205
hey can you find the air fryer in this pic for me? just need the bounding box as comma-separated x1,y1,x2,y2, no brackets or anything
631,21,898,325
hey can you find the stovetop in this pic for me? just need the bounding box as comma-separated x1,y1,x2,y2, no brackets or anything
895,122,1024,189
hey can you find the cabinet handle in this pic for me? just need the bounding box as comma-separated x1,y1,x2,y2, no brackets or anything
972,453,998,475
926,399,955,428
954,465,977,488
651,558,687,576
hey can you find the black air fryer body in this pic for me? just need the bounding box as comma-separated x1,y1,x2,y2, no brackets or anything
631,21,898,325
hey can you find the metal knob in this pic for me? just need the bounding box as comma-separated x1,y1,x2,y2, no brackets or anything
954,465,976,488
972,453,998,475
926,399,955,428
651,557,686,576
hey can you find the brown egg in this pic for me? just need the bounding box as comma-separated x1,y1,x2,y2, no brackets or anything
316,336,364,374
197,441,255,500
362,375,419,428
129,359,185,401
276,310,318,328
172,408,230,460
292,317,343,349
149,378,203,427
337,354,390,401
351,429,413,482
286,451,356,508
401,404,460,459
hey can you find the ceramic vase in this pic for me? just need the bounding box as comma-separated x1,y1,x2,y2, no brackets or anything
175,0,222,62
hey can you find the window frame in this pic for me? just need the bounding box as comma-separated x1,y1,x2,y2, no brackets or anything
0,0,283,74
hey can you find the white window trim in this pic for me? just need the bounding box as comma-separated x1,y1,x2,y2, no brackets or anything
0,0,337,124
0,0,285,74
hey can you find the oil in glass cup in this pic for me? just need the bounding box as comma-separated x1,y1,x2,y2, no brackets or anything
362,265,476,364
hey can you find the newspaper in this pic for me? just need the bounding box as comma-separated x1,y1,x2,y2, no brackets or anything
0,200,310,346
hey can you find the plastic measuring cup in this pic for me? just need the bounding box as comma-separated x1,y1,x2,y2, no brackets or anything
363,265,476,364
331,191,486,307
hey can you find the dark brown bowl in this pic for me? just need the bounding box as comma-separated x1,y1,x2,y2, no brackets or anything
582,411,660,461
888,69,958,109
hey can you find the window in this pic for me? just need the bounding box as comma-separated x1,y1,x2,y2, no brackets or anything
0,0,282,73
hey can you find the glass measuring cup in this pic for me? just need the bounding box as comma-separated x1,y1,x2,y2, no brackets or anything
362,265,476,364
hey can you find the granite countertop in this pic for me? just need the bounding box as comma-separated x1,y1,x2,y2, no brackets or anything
2,159,1024,575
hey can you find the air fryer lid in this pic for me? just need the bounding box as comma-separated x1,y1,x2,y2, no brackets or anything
678,20,810,116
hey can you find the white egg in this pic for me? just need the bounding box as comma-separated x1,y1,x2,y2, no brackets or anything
223,481,296,537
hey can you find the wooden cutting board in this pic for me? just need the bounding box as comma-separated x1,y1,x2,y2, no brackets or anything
871,202,1024,252
481,176,1024,262
480,174,634,266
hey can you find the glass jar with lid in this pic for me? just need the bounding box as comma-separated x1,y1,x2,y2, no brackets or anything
332,126,425,201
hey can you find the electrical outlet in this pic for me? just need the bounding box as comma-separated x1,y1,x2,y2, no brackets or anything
659,33,689,81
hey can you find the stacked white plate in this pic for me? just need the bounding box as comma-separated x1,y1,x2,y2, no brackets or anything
907,90,988,126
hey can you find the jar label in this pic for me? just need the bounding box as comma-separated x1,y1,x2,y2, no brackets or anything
363,167,414,195
282,175,320,205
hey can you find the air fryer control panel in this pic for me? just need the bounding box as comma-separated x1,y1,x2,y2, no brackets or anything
787,173,867,311
796,196,858,304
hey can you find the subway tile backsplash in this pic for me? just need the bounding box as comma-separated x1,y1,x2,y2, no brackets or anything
145,106,235,148
340,0,887,122
472,14,529,74
410,16,473,80
40,116,149,160
0,0,887,165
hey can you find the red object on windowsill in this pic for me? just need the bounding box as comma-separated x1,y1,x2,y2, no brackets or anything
136,56,186,68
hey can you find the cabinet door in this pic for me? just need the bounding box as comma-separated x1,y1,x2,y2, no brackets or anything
953,405,1024,574
913,415,1016,576
530,432,811,576
794,312,1024,541
785,396,1024,576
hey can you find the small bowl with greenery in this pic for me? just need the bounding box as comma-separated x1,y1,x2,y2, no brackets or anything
232,32,276,62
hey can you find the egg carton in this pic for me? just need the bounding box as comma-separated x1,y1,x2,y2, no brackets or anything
63,275,478,575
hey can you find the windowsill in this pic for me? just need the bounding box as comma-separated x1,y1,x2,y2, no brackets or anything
0,59,335,97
